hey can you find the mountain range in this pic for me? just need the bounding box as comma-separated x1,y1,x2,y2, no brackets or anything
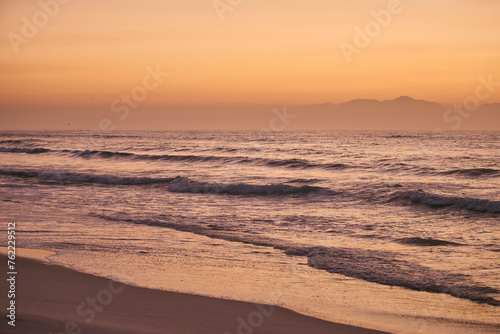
292,96,499,130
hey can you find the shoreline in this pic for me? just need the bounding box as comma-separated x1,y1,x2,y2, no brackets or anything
0,251,390,334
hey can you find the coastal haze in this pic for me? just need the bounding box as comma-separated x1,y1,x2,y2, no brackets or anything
0,0,499,130
2,96,500,131
0,1,499,334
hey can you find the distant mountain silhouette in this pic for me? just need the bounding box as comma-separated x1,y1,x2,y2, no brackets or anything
311,96,443,110
339,98,380,107
479,103,500,110
292,97,498,130
382,96,443,108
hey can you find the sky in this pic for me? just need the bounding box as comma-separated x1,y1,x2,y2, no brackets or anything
0,0,499,130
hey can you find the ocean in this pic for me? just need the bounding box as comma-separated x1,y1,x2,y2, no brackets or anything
0,130,499,333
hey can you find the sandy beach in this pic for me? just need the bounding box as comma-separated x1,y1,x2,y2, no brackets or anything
0,252,390,334
2,0,499,332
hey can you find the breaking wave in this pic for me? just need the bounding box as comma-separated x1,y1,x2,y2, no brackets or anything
284,246,499,306
0,169,329,196
167,176,329,195
0,169,174,185
395,237,463,247
440,168,500,178
391,190,500,214
90,213,500,306
0,146,352,170
0,147,50,154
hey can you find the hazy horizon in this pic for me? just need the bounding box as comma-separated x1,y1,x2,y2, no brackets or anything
1,0,499,130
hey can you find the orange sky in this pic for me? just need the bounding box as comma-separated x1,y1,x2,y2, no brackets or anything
0,0,499,129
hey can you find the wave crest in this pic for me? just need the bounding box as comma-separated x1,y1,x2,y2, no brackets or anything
0,169,174,185
391,190,500,214
441,168,500,178
395,237,463,246
285,246,499,306
0,147,50,154
0,146,352,170
0,169,330,196
167,176,328,196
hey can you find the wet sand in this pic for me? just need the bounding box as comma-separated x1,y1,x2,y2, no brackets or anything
0,252,390,334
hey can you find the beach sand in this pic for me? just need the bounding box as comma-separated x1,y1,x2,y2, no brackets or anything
0,252,390,334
